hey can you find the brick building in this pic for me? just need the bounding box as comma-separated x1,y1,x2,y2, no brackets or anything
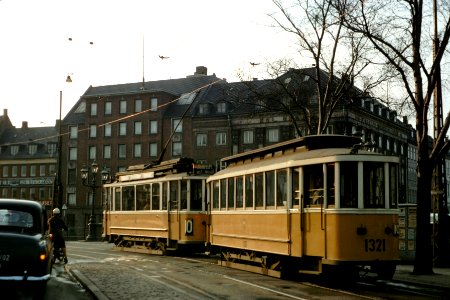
1,66,418,240
0,109,59,212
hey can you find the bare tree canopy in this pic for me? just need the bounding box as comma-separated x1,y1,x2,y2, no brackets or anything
335,0,450,274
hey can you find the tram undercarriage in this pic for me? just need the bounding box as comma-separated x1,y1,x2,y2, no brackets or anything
217,247,397,280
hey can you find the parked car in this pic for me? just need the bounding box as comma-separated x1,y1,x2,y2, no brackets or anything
0,199,53,296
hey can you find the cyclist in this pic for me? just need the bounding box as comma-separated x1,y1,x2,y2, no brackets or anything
48,208,68,263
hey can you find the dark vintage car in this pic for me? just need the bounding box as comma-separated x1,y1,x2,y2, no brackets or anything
0,199,53,294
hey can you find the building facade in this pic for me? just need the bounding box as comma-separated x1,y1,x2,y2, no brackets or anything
0,109,59,213
1,66,421,240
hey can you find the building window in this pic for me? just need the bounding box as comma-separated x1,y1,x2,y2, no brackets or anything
119,122,127,136
68,169,76,185
90,103,97,116
134,121,142,135
30,165,36,177
134,144,142,158
40,165,46,176
216,132,227,145
267,128,279,143
135,99,142,112
69,126,78,139
48,143,57,155
199,104,209,114
151,98,158,111
2,166,8,177
149,120,158,134
11,145,19,155
120,100,127,114
172,142,182,156
89,146,96,160
12,166,18,177
197,133,207,146
149,143,158,157
104,124,112,137
69,147,77,161
243,130,254,144
105,101,112,115
21,165,27,177
68,193,76,206
89,125,97,138
49,164,55,176
103,145,111,159
118,144,126,159
217,102,226,113
28,144,37,155
172,119,182,133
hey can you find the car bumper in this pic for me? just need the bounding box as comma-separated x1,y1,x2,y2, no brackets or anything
0,274,51,281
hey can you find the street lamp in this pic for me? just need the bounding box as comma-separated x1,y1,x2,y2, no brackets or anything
80,161,110,241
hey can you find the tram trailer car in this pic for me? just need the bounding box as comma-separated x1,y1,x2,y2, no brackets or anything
103,158,212,254
206,135,400,279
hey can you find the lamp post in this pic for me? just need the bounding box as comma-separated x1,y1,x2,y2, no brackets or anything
80,161,110,241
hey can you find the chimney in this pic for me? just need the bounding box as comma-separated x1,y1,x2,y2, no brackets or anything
22,121,28,129
3,109,7,116
403,116,408,124
194,66,207,76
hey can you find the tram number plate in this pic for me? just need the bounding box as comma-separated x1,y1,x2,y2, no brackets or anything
364,239,386,252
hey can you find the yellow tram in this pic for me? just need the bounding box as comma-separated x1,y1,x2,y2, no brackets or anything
103,158,212,254
206,135,400,279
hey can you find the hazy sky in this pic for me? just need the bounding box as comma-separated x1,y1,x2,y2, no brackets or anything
0,0,299,127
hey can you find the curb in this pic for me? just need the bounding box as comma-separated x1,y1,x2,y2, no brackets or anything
65,265,109,300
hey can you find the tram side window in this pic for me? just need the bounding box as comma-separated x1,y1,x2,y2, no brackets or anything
181,180,188,210
340,162,358,208
122,186,135,211
236,176,243,208
255,172,264,208
220,179,226,210
152,183,160,210
327,164,335,207
212,180,220,210
304,165,323,206
169,181,178,210
136,184,150,210
162,182,168,210
292,168,300,207
266,171,275,207
364,162,385,208
389,164,398,208
227,178,235,209
276,169,287,208
114,187,121,211
191,180,203,211
245,174,253,209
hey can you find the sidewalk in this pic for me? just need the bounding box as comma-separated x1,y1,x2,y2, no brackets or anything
393,264,450,291
66,263,450,300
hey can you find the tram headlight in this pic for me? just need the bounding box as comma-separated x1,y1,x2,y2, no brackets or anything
356,225,367,235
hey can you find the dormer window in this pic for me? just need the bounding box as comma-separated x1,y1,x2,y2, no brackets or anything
199,103,209,114
11,145,19,156
217,102,227,113
28,144,37,155
48,143,57,155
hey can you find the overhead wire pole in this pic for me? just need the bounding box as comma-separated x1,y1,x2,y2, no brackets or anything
432,0,449,267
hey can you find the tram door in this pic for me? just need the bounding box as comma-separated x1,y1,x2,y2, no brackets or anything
302,164,327,257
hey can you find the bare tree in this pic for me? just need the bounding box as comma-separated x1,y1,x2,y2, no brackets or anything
336,0,450,274
257,0,391,135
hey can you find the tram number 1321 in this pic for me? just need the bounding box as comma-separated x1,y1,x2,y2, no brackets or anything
365,239,386,252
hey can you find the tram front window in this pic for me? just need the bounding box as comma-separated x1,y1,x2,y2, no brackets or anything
191,180,203,211
364,162,385,208
304,165,323,206
340,162,358,208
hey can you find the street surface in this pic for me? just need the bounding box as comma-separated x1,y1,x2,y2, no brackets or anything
62,241,447,299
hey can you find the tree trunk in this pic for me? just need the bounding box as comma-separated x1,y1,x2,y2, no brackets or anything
413,138,434,275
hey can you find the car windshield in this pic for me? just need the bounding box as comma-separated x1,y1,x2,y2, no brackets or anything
0,209,34,229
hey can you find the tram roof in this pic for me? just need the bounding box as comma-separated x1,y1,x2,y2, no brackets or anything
221,135,362,165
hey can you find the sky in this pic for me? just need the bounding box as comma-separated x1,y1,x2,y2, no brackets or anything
0,0,300,128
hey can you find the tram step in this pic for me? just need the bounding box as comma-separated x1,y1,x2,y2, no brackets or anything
299,270,321,275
